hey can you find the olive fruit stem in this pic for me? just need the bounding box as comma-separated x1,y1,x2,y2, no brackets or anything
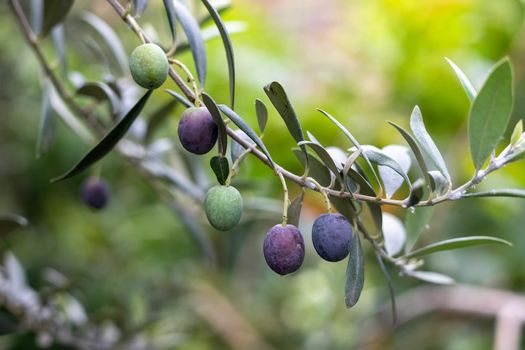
277,171,289,227
169,58,201,106
306,177,332,214
225,144,256,185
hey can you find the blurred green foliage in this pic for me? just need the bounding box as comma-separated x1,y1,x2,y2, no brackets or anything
1,0,525,349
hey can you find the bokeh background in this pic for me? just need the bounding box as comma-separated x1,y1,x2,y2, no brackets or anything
1,0,525,349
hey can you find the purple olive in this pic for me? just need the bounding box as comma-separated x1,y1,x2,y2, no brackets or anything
81,178,110,210
312,213,352,262
263,224,305,275
177,107,218,154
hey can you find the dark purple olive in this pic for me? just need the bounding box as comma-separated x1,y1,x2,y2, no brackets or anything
81,178,110,210
263,224,305,275
312,213,352,262
177,107,218,154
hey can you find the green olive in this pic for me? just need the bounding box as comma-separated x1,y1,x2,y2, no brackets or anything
204,185,243,231
129,43,169,89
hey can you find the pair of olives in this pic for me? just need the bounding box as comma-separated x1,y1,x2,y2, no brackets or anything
263,213,353,275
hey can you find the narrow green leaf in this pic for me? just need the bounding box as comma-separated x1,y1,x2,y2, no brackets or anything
388,121,432,199
378,145,411,199
30,0,43,35
404,206,433,251
293,149,330,187
202,93,227,157
52,90,153,182
382,213,406,256
176,21,245,53
165,89,192,108
462,189,525,198
445,57,477,101
171,0,207,87
132,0,148,17
264,82,308,164
145,99,178,142
218,104,274,167
298,141,342,185
255,99,268,134
163,0,177,44
345,232,364,308
427,170,448,196
51,25,67,78
469,58,513,170
201,0,235,109
510,120,523,146
409,106,451,182
287,191,304,227
36,83,56,158
263,82,302,140
210,156,229,185
76,82,120,116
0,214,29,236
375,253,397,324
230,130,254,164
347,169,382,234
318,109,382,193
82,12,128,75
404,236,512,259
40,0,74,38
406,270,455,285
362,145,412,197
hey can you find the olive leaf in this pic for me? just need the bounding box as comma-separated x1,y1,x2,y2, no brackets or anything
264,82,308,166
404,206,433,251
132,0,148,17
255,99,268,134
318,109,382,194
166,89,192,108
287,191,305,227
469,58,513,170
409,106,451,183
345,232,364,308
388,121,432,199
171,0,207,87
445,57,477,101
404,236,512,259
361,145,412,198
462,189,525,198
202,93,228,157
405,270,455,285
298,141,343,185
201,0,236,108
210,156,229,185
82,12,128,75
375,253,397,324
76,82,120,117
40,0,74,38
382,213,406,256
218,105,274,167
52,90,153,182
163,0,177,44
377,145,411,199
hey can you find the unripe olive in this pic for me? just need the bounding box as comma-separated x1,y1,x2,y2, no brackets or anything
81,178,110,210
204,185,243,231
263,224,305,275
312,213,352,262
178,107,218,154
129,43,169,89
